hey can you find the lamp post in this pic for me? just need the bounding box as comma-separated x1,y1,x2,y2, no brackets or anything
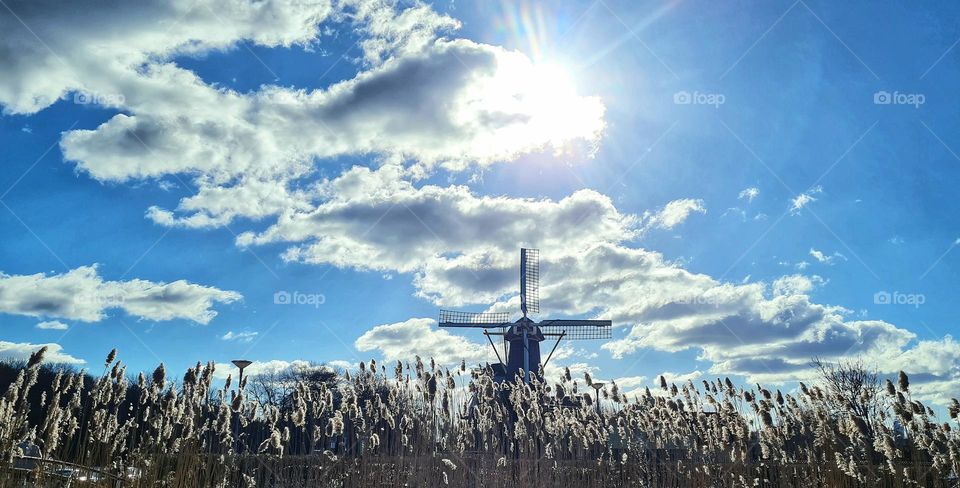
231,359,253,454
591,382,605,415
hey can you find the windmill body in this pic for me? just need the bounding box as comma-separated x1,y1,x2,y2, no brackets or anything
439,248,611,383
504,318,544,381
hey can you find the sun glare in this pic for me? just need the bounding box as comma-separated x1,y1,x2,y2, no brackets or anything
458,51,606,160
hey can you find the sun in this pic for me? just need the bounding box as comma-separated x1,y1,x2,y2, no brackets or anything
456,50,606,161
495,54,605,145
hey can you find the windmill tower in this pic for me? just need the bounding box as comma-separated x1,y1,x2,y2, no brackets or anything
439,248,611,383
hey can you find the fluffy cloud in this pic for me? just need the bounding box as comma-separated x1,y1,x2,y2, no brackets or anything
643,198,706,230
346,0,460,64
465,243,959,402
2,0,603,232
0,341,84,365
63,38,603,186
874,336,960,404
0,266,240,324
598,264,909,372
355,318,491,366
236,164,635,305
611,375,648,390
212,359,319,380
2,0,602,236
660,370,703,384
235,168,955,401
224,169,698,315
0,0,333,114
36,320,69,330
770,274,823,296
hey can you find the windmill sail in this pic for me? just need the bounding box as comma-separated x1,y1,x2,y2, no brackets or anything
520,248,539,316
439,310,511,328
538,319,612,339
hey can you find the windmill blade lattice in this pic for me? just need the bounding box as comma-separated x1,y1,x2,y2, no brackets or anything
520,248,540,315
439,310,511,328
538,319,612,339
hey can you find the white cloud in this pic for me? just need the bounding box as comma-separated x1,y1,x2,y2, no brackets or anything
612,375,648,390
0,0,603,233
355,318,491,366
421,240,935,393
0,341,84,365
221,331,259,343
327,359,354,371
771,274,823,296
660,370,703,384
36,320,69,330
809,248,846,265
0,0,334,114
235,164,635,306
212,359,336,380
610,375,648,397
2,0,604,235
790,186,822,215
0,266,240,324
644,198,706,230
63,38,603,187
738,187,759,202
346,0,460,65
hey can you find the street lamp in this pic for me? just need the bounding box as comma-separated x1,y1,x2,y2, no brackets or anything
232,359,253,389
591,382,605,415
231,359,253,454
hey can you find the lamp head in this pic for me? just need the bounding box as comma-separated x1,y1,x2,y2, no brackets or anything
232,359,253,370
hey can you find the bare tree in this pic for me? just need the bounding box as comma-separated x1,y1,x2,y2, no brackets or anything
811,356,881,436
246,362,340,410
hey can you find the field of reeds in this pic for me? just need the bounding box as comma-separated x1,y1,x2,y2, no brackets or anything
0,347,958,487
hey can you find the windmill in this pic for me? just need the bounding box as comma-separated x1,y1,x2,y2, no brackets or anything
439,248,611,384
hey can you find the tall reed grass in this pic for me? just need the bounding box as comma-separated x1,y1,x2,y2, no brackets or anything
1,347,957,487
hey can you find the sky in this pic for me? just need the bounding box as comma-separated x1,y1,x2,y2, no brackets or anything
1,0,959,404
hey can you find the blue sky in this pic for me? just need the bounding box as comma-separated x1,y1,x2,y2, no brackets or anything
1,0,959,402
